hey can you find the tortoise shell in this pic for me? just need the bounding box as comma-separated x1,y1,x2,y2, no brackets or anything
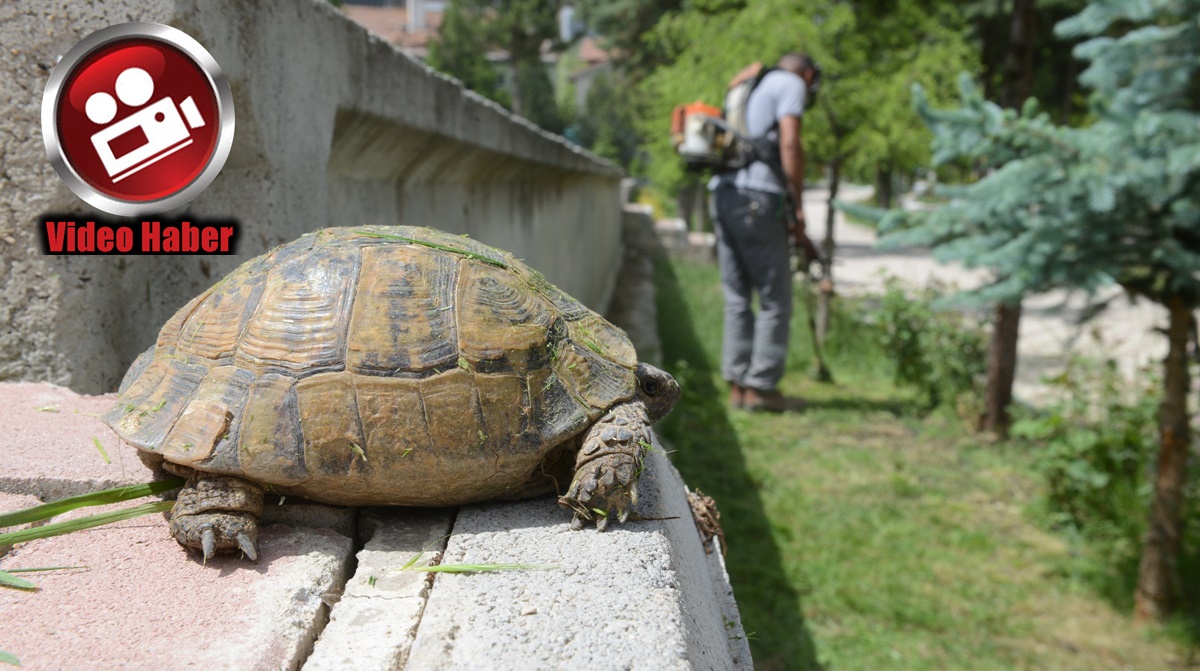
103,226,638,506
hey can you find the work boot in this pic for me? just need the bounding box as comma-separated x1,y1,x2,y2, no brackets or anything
728,382,745,409
742,387,806,413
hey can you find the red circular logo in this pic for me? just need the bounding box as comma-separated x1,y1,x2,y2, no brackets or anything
43,24,234,216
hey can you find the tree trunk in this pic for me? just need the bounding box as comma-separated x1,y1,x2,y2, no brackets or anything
1134,295,1192,622
1003,0,1038,108
982,301,1021,437
875,165,893,209
1059,53,1077,125
692,181,707,233
677,182,694,230
816,160,840,343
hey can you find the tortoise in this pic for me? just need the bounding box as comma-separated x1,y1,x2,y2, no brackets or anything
102,226,680,561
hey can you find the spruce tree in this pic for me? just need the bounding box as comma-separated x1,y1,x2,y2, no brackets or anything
858,0,1200,620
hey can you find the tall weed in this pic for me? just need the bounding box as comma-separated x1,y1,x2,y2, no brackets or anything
1011,358,1157,550
872,278,987,413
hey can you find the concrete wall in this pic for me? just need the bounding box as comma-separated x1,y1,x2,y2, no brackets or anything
0,0,622,394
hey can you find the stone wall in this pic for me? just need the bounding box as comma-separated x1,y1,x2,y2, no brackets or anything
0,0,622,393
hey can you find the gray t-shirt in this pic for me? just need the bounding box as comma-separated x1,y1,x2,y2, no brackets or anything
709,69,807,194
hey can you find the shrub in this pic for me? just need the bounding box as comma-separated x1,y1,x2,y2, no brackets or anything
872,278,987,412
1011,357,1157,546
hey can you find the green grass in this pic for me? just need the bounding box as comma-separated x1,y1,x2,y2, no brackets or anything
654,256,1185,670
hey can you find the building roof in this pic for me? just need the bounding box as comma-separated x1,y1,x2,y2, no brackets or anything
342,5,444,56
577,36,613,65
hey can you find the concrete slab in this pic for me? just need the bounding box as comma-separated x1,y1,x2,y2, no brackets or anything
304,508,454,671
0,382,155,501
0,507,352,671
262,497,359,542
404,442,750,671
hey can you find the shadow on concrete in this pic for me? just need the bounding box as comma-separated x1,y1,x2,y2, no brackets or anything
654,258,824,671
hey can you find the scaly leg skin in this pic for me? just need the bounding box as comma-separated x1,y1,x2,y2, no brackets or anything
170,474,264,562
558,401,651,530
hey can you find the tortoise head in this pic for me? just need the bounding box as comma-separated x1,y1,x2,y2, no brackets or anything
634,363,681,423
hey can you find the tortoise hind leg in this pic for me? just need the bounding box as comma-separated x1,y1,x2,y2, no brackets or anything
171,474,264,562
558,401,651,530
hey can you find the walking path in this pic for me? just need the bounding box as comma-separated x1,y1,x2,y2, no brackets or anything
803,185,1170,402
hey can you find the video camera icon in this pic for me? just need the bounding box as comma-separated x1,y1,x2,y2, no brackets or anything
42,22,234,216
87,67,207,184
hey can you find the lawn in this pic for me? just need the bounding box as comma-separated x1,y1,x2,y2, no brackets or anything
654,256,1189,670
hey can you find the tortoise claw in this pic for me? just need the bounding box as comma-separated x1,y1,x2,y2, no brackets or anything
236,532,258,562
201,528,216,561
596,514,609,531
569,514,584,531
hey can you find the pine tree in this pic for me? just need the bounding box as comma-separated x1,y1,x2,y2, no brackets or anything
427,1,509,107
857,0,1200,620
426,0,561,126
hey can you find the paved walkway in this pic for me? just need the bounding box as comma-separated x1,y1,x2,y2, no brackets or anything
803,185,1170,402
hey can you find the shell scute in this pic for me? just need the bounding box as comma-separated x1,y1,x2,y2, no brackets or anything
347,245,458,374
236,244,360,374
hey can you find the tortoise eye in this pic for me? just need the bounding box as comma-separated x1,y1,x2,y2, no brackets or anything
643,378,660,396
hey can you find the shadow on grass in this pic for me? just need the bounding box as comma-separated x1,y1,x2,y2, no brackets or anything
654,258,824,671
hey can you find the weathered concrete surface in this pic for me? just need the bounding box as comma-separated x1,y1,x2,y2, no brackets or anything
0,514,352,671
304,509,454,671
1,0,622,393
404,445,752,671
0,379,750,670
0,382,152,500
0,380,358,671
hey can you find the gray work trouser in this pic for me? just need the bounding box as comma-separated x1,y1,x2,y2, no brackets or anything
712,186,793,391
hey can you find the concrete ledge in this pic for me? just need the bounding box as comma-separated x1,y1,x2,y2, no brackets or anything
1,513,352,670
404,445,750,671
0,381,750,670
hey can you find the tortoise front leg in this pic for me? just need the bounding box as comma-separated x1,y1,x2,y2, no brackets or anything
558,401,651,530
171,474,264,561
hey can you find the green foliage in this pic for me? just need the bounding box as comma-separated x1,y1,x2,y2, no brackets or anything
1011,358,1157,543
571,72,642,169
635,0,977,193
873,278,987,410
427,0,563,127
515,61,565,133
576,0,682,80
866,0,1200,308
428,1,510,106
654,255,1184,668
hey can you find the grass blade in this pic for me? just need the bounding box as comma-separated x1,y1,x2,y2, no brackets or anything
0,478,183,528
5,566,86,574
91,437,110,464
0,571,35,590
0,566,87,591
400,563,557,574
354,230,507,268
0,500,174,547
0,650,17,666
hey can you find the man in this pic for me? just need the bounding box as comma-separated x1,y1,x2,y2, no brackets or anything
711,53,819,412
